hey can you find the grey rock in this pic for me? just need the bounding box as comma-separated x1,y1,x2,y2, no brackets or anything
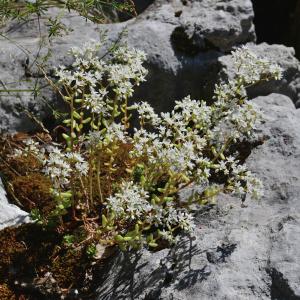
99,0,256,113
130,0,256,52
0,9,100,133
0,178,30,230
0,0,256,132
171,0,256,52
1,1,300,135
95,94,300,300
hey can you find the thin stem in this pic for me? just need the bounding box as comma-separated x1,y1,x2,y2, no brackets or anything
96,151,104,204
122,96,129,130
66,87,77,219
89,151,94,209
79,177,89,206
110,95,118,124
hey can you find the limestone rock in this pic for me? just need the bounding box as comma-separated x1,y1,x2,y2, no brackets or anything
100,0,256,113
0,179,30,230
0,0,256,132
1,1,300,135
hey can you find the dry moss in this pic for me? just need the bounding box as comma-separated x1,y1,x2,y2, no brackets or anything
0,135,124,298
0,223,101,299
0,135,55,217
0,226,27,281
10,174,54,215
51,248,88,288
0,284,16,300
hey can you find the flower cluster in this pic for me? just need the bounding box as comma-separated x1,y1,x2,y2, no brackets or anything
12,138,45,162
109,46,147,98
106,181,152,220
231,46,283,83
55,40,148,115
43,147,73,189
13,139,88,191
13,42,282,251
136,101,161,126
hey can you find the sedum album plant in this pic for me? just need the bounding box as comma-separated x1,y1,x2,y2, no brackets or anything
12,41,282,252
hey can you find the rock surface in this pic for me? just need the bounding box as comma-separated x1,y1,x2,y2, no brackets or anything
95,94,300,300
0,0,256,132
0,179,29,230
1,0,300,133
0,9,100,133
100,0,256,113
111,1,300,110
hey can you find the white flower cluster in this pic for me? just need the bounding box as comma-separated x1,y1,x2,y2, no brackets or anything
149,202,195,232
104,123,128,144
43,147,72,188
65,152,89,176
109,46,148,99
231,46,283,83
130,98,211,177
107,181,195,234
86,122,128,148
136,101,161,126
70,40,101,61
43,147,88,189
106,181,152,220
212,46,283,144
84,88,109,115
11,140,87,190
12,138,45,162
55,40,148,114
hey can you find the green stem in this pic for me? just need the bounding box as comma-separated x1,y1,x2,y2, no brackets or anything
89,151,94,209
110,95,118,123
70,97,75,151
96,151,104,204
123,96,129,130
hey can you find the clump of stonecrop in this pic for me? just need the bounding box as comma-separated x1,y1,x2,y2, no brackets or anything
12,41,282,252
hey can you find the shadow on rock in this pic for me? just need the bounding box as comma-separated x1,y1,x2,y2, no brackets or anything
94,234,237,300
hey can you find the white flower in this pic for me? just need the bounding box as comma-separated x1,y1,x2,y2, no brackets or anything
83,88,109,114
65,152,89,176
12,138,45,162
105,123,128,144
137,101,161,126
162,203,195,232
70,40,102,60
106,181,152,220
43,147,72,188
